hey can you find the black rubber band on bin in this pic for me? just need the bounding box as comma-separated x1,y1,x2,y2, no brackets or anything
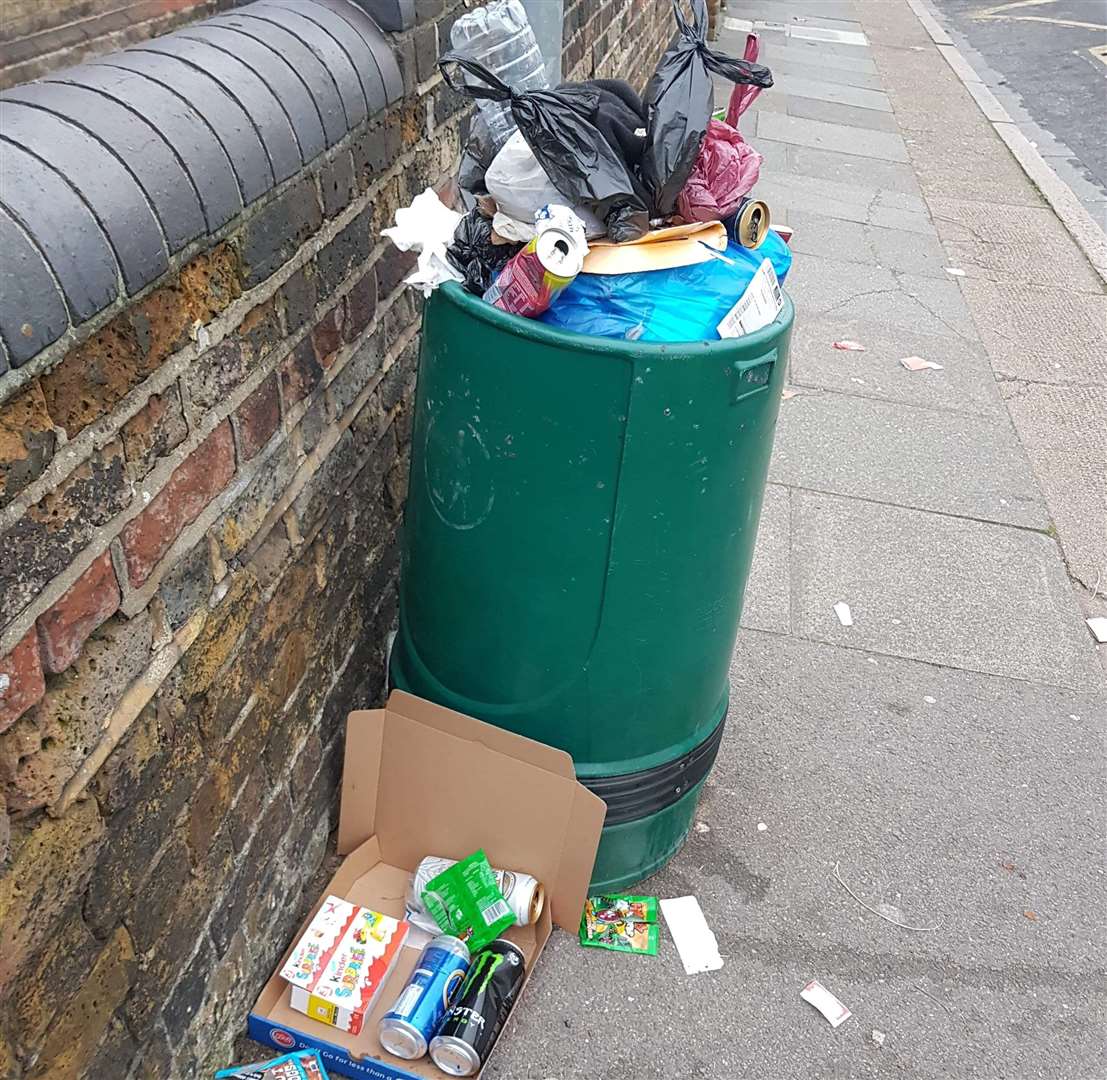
582,714,726,827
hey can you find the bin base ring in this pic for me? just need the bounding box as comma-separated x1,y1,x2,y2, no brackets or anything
582,713,727,827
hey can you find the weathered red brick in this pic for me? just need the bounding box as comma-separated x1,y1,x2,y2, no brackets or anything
343,267,377,344
36,550,121,674
0,440,130,629
121,422,235,587
281,339,322,408
312,299,346,369
235,376,281,461
120,387,188,481
0,629,45,733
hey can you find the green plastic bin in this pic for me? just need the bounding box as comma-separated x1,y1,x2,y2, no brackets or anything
391,281,794,890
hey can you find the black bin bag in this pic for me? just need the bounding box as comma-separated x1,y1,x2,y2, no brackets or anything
439,54,650,243
643,0,773,217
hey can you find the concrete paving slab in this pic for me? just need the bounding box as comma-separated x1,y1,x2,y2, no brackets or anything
1000,381,1107,592
788,255,977,340
770,391,1047,527
783,143,923,196
928,198,1105,293
757,112,910,163
784,211,949,278
734,1,864,29
791,492,1099,690
767,74,892,113
739,483,791,636
782,94,900,134
757,40,879,75
958,279,1107,387
762,56,887,91
787,314,1005,417
756,173,934,235
738,0,861,23
489,632,1106,1080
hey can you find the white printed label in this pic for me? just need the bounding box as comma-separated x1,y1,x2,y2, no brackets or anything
394,984,423,1017
481,899,511,926
718,259,783,338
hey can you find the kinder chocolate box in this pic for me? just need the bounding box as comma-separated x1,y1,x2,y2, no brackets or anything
280,898,408,1034
249,691,606,1080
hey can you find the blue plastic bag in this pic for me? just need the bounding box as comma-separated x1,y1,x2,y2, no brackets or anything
540,230,792,343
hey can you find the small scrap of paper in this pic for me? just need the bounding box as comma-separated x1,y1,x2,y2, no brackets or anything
900,356,943,372
801,979,852,1027
834,601,853,627
660,896,723,975
1086,616,1107,643
782,388,798,400
832,340,866,351
944,267,966,277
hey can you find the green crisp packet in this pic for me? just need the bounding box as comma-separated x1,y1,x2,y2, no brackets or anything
421,849,515,951
579,894,659,955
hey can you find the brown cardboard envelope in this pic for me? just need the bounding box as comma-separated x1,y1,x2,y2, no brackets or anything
582,220,728,275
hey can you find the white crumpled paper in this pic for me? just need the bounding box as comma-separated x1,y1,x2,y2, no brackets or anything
381,187,464,296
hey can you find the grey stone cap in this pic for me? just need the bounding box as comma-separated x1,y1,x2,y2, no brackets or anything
0,0,402,374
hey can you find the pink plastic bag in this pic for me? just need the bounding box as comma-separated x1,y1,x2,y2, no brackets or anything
676,34,764,223
676,120,762,222
727,33,764,126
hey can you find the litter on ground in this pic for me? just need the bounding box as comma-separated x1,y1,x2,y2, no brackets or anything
1085,616,1107,643
660,896,724,975
833,601,853,627
800,980,851,1027
900,356,944,372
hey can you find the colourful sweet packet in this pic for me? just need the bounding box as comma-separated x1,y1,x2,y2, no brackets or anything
579,894,660,955
420,849,515,952
215,1050,330,1079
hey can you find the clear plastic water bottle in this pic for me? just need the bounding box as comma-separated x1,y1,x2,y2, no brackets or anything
450,0,549,155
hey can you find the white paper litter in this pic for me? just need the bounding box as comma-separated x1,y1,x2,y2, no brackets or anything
694,821,711,834
1087,616,1107,643
381,187,464,296
801,979,852,1027
834,601,853,627
871,1028,886,1047
718,259,783,338
782,388,798,400
832,340,866,351
944,267,966,277
660,896,723,975
900,356,944,372
757,822,768,832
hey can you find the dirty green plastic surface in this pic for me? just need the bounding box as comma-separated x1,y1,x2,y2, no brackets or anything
391,282,794,889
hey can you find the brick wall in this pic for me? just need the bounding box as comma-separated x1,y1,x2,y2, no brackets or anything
0,2,674,1077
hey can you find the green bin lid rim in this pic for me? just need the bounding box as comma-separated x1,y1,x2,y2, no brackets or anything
435,281,794,359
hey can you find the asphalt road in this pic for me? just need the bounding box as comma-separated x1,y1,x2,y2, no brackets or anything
930,0,1107,213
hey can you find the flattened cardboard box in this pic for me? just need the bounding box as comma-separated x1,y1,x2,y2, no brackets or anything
249,691,607,1079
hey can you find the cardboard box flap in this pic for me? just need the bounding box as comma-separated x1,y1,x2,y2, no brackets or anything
385,690,576,780
336,708,386,856
336,694,607,931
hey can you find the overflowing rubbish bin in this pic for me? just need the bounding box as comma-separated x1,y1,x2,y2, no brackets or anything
390,282,794,889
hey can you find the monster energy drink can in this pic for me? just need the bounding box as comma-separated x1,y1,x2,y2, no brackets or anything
378,935,469,1060
428,939,527,1076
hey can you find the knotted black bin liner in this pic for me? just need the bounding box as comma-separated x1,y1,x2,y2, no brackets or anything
439,54,651,243
642,0,774,217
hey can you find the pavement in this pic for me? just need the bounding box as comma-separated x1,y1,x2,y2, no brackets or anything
489,1,1107,1077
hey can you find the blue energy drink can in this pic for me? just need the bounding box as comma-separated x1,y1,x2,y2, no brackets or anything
378,935,470,1060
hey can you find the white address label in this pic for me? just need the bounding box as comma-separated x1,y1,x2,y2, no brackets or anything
718,259,783,338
